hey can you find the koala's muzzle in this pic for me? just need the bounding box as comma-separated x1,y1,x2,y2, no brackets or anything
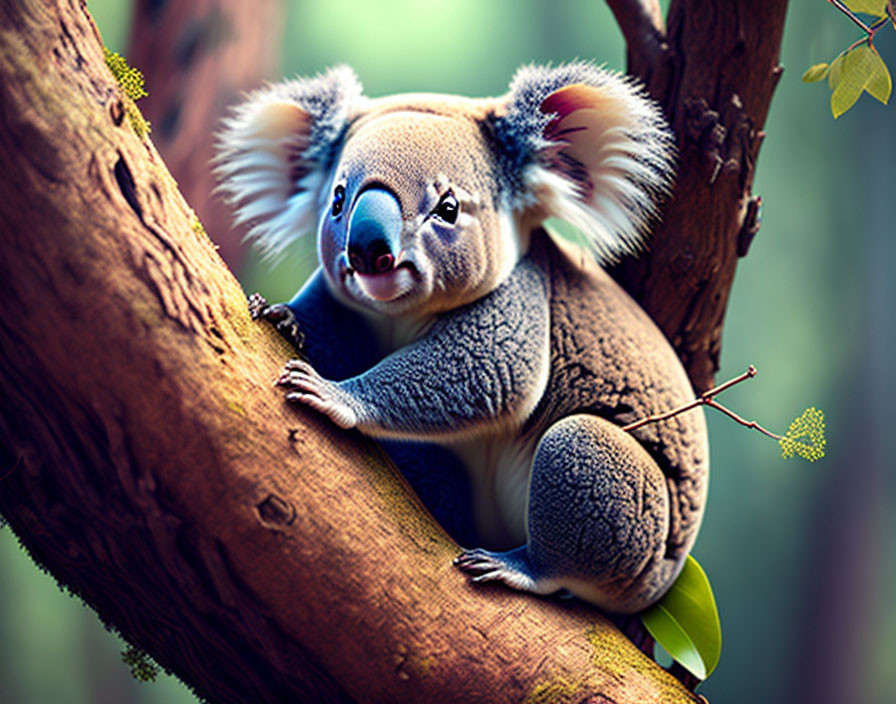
346,188,402,275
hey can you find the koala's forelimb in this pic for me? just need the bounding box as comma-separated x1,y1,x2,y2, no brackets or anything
284,259,551,441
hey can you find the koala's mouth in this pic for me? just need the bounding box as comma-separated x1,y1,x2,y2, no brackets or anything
350,263,417,302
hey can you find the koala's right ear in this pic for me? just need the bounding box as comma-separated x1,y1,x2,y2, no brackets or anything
215,66,363,258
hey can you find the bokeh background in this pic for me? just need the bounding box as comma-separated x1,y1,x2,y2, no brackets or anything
1,1,893,702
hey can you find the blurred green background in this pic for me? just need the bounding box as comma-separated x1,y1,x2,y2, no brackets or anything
1,1,894,702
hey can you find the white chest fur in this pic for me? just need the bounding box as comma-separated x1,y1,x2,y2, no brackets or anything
448,432,538,549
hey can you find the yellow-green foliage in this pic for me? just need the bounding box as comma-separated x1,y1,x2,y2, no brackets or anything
801,0,894,117
779,407,826,462
121,645,159,683
103,48,151,138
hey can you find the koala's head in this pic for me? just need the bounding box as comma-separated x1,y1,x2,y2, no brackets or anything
216,63,674,316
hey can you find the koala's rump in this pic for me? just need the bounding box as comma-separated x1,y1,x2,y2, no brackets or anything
523,229,709,562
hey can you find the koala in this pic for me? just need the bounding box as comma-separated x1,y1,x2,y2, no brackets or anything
216,63,708,614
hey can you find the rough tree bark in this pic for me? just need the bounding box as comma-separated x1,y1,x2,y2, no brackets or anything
608,0,788,392
127,0,285,269
0,0,786,702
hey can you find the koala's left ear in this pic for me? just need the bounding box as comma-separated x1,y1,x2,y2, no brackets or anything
493,62,675,262
215,66,363,258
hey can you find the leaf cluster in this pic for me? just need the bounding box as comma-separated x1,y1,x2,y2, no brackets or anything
779,406,826,461
803,0,894,117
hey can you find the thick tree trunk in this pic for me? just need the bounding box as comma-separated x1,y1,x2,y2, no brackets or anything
127,0,285,270
0,0,786,702
608,0,788,392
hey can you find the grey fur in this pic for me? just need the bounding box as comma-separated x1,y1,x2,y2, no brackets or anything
341,258,549,439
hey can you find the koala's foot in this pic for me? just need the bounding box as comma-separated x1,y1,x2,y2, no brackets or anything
454,547,562,595
247,293,305,350
276,359,358,429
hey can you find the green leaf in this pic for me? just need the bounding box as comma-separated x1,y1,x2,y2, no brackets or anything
802,63,830,83
866,48,892,104
829,53,846,90
640,555,722,680
831,45,878,117
844,0,887,16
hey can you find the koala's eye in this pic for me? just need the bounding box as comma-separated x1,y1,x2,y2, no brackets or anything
331,185,346,217
433,191,459,224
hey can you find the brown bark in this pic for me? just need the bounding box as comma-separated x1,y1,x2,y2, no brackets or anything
127,0,285,270
608,0,788,392
0,1,702,703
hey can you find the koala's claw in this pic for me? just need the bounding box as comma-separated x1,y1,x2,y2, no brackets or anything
247,292,268,320
454,547,540,593
454,548,501,573
277,359,358,429
247,293,305,350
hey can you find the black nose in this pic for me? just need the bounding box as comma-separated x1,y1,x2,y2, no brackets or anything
348,239,394,274
346,188,402,275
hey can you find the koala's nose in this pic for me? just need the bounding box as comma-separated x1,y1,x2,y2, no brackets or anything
346,188,402,275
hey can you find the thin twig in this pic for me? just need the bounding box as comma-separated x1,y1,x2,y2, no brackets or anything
622,364,791,445
827,0,891,49
622,366,756,432
0,456,22,482
703,399,782,441
827,0,873,33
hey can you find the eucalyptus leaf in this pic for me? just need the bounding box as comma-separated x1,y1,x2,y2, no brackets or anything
844,0,887,15
866,48,892,104
802,63,830,83
831,45,877,117
829,53,846,90
640,555,722,680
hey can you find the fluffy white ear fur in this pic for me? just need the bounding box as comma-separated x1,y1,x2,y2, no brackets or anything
498,63,675,263
214,66,362,258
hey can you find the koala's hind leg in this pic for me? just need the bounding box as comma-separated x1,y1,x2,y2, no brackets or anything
455,414,679,614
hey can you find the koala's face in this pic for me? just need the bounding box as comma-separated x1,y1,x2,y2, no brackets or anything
318,101,518,317
217,64,675,314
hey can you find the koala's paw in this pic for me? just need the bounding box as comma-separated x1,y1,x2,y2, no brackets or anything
276,359,358,429
248,294,305,350
247,292,269,320
453,547,542,593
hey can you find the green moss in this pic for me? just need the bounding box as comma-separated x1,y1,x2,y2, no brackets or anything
526,677,579,704
103,48,151,138
121,645,159,682
189,211,208,241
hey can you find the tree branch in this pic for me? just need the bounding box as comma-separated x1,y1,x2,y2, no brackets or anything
0,1,699,702
605,0,666,71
